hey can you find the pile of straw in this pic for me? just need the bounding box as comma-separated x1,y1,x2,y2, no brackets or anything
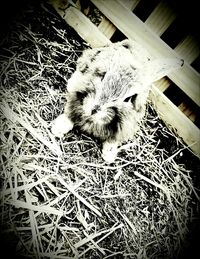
0,2,199,258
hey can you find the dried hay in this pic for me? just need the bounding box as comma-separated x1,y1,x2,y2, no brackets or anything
0,2,199,259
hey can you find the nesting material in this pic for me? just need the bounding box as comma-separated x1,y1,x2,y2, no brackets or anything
0,2,199,259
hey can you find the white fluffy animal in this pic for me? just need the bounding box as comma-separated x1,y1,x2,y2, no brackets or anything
52,39,183,163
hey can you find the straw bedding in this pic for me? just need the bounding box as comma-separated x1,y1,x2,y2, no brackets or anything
0,2,199,259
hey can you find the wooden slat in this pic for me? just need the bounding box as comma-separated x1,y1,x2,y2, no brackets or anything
98,17,116,39
146,11,199,120
50,0,200,157
178,102,194,117
143,1,199,97
145,0,176,36
178,100,197,122
188,113,196,122
175,35,199,119
63,6,110,47
175,35,199,64
119,0,141,10
50,1,110,47
154,78,171,92
98,0,140,39
144,0,176,93
178,102,197,122
154,35,199,94
150,85,200,156
90,0,200,107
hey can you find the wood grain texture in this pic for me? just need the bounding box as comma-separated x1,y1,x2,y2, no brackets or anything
145,0,176,36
